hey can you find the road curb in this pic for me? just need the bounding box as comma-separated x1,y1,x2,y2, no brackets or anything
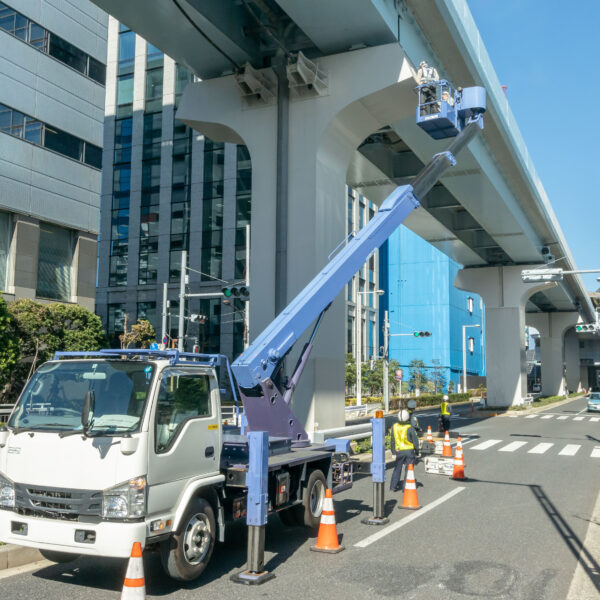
503,394,585,416
0,544,42,571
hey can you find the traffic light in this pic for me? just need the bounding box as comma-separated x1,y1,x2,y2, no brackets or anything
576,323,599,334
189,314,206,324
222,285,250,300
413,331,431,337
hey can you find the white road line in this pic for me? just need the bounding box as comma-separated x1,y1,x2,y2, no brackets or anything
576,408,588,415
559,444,581,456
591,417,600,423
573,417,585,421
541,415,554,420
529,442,554,454
591,447,600,459
557,416,569,420
354,487,465,548
499,441,527,452
525,415,538,419
470,439,502,450
460,436,480,446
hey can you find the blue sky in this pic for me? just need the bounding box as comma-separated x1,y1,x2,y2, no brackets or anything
467,0,599,291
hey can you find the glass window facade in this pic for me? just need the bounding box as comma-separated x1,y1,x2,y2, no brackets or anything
36,223,73,301
107,303,126,346
0,103,102,168
0,2,105,84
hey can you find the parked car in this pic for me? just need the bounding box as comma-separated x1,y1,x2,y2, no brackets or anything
587,392,600,412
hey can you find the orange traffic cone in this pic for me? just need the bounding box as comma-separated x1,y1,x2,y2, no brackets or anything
442,430,453,457
311,489,345,553
426,426,434,443
451,446,465,480
399,464,421,510
121,542,146,599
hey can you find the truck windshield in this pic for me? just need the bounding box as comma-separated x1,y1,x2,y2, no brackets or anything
8,360,155,434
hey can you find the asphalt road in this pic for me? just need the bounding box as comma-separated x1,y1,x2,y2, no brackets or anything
2,396,599,599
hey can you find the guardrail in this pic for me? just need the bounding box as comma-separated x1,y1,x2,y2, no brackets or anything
0,404,14,420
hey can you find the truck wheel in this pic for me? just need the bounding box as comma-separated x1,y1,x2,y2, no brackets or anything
39,550,80,563
160,497,216,582
300,469,326,528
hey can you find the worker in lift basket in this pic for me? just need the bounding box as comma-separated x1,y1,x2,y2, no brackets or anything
417,60,439,115
407,398,422,435
440,394,452,433
390,409,420,492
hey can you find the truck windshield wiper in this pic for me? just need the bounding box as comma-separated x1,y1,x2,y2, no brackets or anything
85,425,137,437
13,424,71,435
58,428,85,438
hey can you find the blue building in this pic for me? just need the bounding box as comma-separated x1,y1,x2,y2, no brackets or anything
380,226,485,391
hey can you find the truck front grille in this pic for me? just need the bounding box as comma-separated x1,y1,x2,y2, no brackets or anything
14,483,102,518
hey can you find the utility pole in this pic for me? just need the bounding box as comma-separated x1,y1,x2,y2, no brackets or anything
161,282,168,348
355,278,362,406
462,323,480,393
245,223,250,350
383,310,389,414
177,250,187,352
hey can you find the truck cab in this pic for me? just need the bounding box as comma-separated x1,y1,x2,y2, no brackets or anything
0,353,225,579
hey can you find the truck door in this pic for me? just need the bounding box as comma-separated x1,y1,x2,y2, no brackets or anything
149,368,221,508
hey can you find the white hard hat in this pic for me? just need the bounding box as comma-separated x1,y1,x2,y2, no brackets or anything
398,409,410,423
443,395,449,401
407,399,417,409
420,60,427,66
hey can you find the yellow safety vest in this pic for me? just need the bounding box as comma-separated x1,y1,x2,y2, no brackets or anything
441,401,450,415
393,423,414,451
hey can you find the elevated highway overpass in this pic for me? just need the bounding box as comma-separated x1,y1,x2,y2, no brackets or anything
92,0,593,421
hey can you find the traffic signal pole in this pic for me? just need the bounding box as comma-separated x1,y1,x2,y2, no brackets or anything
178,250,187,352
383,310,389,414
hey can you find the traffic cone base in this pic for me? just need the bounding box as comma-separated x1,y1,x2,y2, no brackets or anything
121,542,146,599
311,489,345,553
442,430,453,457
399,464,421,510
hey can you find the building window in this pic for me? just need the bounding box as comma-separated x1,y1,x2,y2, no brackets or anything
138,236,158,285
0,2,106,84
36,223,73,301
468,336,475,355
0,211,10,291
137,301,157,330
107,303,126,346
467,296,474,315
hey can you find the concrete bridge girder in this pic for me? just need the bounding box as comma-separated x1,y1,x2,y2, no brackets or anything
177,43,421,432
455,265,559,408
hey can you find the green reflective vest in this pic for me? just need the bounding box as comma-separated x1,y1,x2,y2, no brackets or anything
393,423,414,451
440,401,450,415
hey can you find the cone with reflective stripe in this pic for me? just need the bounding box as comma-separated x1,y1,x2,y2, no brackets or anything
399,464,421,510
310,489,345,553
442,430,453,457
451,437,466,480
426,426,434,444
121,542,146,599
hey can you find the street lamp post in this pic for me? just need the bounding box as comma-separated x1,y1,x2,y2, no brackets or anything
462,324,481,394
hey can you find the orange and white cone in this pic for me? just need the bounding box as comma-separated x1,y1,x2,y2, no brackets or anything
451,445,466,480
426,426,434,443
442,430,453,457
121,542,146,599
399,463,421,510
311,489,345,553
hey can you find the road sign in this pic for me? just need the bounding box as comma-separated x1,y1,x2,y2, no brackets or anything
395,369,403,381
162,336,168,345
150,342,159,350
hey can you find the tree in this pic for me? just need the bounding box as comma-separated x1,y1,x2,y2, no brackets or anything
120,318,156,349
448,379,455,394
408,359,428,392
431,365,447,394
0,297,20,393
345,353,356,393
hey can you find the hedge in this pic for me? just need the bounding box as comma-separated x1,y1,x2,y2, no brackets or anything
346,393,471,410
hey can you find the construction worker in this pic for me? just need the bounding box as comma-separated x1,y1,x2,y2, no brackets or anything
440,394,451,432
417,60,440,115
407,399,422,435
390,409,420,492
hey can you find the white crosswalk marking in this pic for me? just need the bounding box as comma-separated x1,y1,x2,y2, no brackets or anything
499,441,527,452
525,415,538,419
529,443,553,454
591,417,600,423
471,439,502,450
592,447,600,459
557,416,569,420
541,415,553,420
559,444,581,456
573,417,584,421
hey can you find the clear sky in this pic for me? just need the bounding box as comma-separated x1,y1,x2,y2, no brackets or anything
467,0,599,292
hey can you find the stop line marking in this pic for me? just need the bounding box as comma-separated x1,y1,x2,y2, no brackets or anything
354,487,465,548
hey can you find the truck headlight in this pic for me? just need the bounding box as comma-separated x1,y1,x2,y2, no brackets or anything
102,476,147,519
0,472,15,509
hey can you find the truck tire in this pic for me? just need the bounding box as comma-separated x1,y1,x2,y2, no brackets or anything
301,469,326,528
39,550,80,563
160,497,216,582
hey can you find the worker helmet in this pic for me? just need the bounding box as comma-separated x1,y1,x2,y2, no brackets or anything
407,399,417,410
398,409,410,423
420,60,427,67
443,394,449,401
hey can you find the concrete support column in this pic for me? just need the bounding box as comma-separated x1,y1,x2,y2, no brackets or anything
10,215,40,300
178,44,417,431
72,232,97,312
527,312,579,397
455,265,555,407
564,330,583,394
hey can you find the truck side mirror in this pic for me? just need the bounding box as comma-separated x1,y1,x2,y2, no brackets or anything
81,391,95,430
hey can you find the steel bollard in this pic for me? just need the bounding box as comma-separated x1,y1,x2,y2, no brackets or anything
362,410,390,526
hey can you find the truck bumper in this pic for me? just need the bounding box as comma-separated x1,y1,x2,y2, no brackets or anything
0,509,149,558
